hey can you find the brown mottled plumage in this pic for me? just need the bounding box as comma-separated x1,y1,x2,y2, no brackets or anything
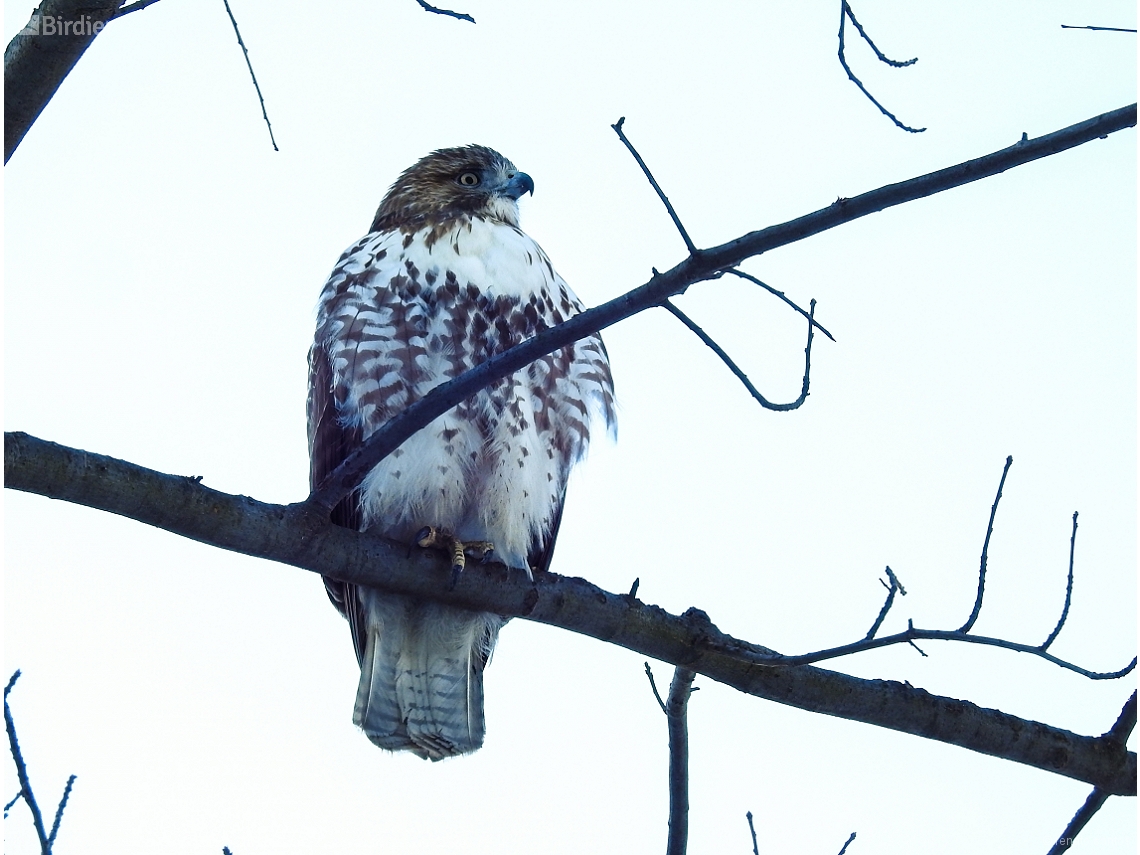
308,145,615,759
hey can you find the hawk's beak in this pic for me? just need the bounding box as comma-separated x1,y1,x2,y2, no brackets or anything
502,172,535,200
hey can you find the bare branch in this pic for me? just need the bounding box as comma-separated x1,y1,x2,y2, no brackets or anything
643,662,667,713
113,0,163,17
1040,512,1078,651
4,791,23,817
865,566,904,639
836,831,857,854
1060,25,1136,33
221,0,278,152
611,117,697,254
746,811,759,855
5,670,49,851
1105,692,1137,744
308,104,1136,511
5,432,1136,795
665,667,697,855
46,776,76,850
1046,788,1109,854
661,298,816,411
837,2,925,133
414,0,475,23
959,455,1012,633
4,0,123,163
736,624,1133,680
727,269,836,342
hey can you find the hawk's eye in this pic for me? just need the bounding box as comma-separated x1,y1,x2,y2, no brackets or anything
458,172,480,187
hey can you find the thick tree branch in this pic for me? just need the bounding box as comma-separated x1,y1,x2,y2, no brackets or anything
664,667,696,855
5,432,1136,796
4,0,123,163
310,103,1136,511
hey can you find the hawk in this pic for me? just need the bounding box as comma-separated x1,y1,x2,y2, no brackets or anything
307,145,616,760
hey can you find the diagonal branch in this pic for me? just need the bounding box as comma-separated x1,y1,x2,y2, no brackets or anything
727,269,836,342
611,117,697,253
4,0,124,163
309,104,1136,511
222,0,278,152
5,431,1136,795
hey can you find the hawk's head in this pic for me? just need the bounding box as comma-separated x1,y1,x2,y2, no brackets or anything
370,145,535,234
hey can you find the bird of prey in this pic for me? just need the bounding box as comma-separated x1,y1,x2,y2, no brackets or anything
307,145,616,759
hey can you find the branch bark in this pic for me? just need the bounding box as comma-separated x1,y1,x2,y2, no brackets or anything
4,0,123,163
6,431,1135,796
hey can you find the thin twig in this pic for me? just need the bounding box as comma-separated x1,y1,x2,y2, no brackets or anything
838,1,925,133
837,832,857,855
5,670,49,851
665,667,697,855
959,455,1012,633
611,117,697,254
746,811,759,855
644,662,667,713
865,566,904,639
1060,25,1136,33
112,0,163,18
4,791,22,817
221,0,278,152
47,775,76,849
727,269,836,342
661,298,815,411
1040,512,1078,651
414,0,474,22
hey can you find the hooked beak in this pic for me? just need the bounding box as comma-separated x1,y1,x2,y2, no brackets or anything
502,171,535,200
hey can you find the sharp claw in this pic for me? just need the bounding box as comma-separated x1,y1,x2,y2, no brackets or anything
449,565,462,591
415,526,435,548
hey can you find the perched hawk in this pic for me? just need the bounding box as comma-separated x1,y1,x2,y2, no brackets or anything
307,145,616,759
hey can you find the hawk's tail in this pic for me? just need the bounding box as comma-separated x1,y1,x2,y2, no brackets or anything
353,597,502,761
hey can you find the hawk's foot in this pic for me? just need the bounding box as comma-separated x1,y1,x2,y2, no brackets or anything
414,526,494,588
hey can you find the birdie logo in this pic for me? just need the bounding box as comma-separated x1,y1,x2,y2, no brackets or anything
18,15,107,36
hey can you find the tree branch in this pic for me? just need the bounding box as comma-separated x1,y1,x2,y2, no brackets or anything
308,104,1136,511
4,0,124,163
5,431,1136,795
664,667,696,855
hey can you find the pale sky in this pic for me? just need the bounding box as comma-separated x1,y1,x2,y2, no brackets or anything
3,1,1136,853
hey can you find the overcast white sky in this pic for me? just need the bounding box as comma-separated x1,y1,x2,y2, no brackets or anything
4,1,1136,853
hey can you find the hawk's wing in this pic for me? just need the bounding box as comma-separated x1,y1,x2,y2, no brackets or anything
307,344,371,663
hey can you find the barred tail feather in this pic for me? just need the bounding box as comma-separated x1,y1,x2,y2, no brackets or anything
352,592,502,761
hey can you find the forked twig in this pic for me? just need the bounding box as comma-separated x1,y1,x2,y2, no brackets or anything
5,670,78,854
838,1,925,133
644,662,667,713
866,566,905,639
222,0,278,152
113,0,163,17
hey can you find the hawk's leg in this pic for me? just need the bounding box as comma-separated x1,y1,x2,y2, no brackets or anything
415,526,494,589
